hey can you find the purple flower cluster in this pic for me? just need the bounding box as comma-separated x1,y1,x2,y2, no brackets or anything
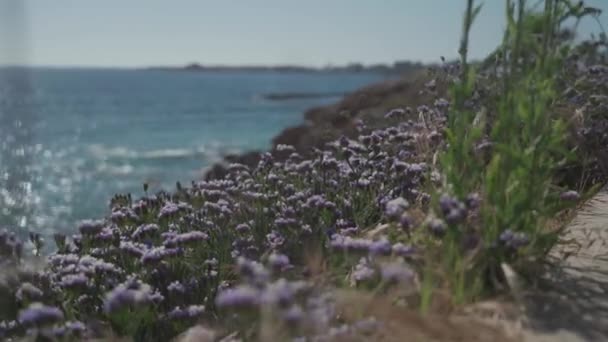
215,285,260,309
163,231,208,247
384,197,409,219
352,258,376,283
103,279,161,313
131,223,159,240
15,283,43,302
165,305,205,321
59,273,89,290
499,229,530,250
18,303,64,327
77,219,105,235
438,194,468,225
380,262,415,284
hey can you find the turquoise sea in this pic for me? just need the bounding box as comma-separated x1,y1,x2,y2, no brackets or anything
0,67,384,239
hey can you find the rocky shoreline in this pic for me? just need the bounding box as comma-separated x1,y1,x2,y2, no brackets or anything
204,70,446,180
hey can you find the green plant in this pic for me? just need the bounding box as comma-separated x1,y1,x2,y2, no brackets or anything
430,0,602,307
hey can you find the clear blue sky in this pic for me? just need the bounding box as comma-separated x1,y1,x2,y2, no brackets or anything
1,0,606,67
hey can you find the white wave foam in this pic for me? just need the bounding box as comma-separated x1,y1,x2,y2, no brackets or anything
87,143,234,161
88,144,137,159
140,148,194,159
96,162,135,176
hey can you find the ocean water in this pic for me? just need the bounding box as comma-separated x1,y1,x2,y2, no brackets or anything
0,67,384,238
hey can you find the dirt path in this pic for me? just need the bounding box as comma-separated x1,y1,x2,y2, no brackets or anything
522,186,608,341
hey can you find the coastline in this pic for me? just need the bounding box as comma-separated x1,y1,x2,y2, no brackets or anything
204,69,445,180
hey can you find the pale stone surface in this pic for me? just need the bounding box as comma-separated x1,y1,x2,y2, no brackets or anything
523,186,608,341
523,330,587,342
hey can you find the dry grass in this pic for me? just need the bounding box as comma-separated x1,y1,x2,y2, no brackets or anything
327,290,520,342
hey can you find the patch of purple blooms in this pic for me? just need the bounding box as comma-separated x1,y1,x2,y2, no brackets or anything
103,279,161,314
18,303,64,327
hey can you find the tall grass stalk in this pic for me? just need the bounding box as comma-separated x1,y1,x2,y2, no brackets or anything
432,0,596,306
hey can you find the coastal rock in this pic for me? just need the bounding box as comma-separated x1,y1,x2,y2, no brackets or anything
205,73,447,179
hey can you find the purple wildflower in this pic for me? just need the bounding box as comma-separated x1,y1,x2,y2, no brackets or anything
352,258,376,283
283,305,304,324
215,285,260,309
103,281,155,314
131,223,159,240
392,243,415,257
18,303,64,327
119,241,146,258
261,278,299,307
140,247,182,265
140,248,164,265
110,210,126,221
48,253,78,266
499,229,530,250
357,178,371,188
438,194,467,225
268,252,291,271
380,262,415,284
237,257,269,284
158,202,180,219
64,320,86,335
369,238,392,256
266,230,285,249
384,197,409,219
94,227,115,242
166,305,205,321
235,223,251,233
347,237,374,254
274,217,298,229
77,219,105,235
445,208,466,225
338,135,350,147
408,163,426,175
428,218,447,237
48,325,67,338
93,260,122,275
393,161,409,172
161,231,177,240
149,291,165,304
465,192,481,209
399,213,413,230
15,283,43,302
59,273,89,290
167,281,185,294
164,231,209,247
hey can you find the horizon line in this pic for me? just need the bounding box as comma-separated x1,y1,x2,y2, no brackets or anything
0,58,446,71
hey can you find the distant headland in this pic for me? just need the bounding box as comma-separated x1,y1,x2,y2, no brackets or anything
145,60,428,75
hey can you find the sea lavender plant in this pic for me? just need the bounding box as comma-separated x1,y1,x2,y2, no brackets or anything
18,303,64,327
